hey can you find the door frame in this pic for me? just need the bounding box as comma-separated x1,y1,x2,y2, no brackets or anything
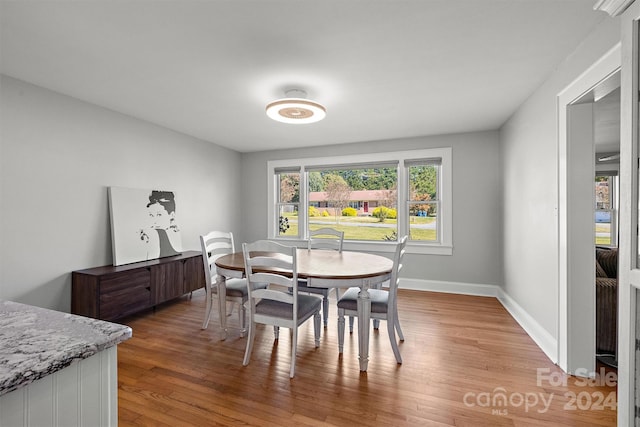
617,1,640,424
557,43,621,374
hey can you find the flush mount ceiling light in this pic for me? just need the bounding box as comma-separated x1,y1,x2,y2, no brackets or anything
266,89,326,124
597,153,620,162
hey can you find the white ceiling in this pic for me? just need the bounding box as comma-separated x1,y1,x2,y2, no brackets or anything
0,1,607,153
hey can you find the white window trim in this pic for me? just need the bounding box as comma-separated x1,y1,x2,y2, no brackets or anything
267,148,453,255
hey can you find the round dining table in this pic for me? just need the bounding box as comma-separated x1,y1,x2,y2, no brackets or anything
215,248,394,372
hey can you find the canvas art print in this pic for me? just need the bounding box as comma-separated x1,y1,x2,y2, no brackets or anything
108,186,183,266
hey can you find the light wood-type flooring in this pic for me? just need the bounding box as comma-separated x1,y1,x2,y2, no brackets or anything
117,289,617,426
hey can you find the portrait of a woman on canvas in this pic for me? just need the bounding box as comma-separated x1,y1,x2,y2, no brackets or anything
139,190,181,259
109,186,184,266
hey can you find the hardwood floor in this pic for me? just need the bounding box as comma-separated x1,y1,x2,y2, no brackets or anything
117,289,617,426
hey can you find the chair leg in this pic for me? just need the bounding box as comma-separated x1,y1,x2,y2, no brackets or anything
348,315,354,334
290,327,298,378
202,288,213,329
239,300,246,338
243,320,256,366
314,312,321,347
387,316,402,364
322,293,329,328
273,325,280,340
394,310,404,341
338,308,346,353
372,284,381,330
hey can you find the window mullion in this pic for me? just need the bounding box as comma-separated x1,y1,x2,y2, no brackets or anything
396,164,407,240
301,168,308,240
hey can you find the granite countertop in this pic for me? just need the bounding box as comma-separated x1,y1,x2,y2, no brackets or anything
0,299,132,396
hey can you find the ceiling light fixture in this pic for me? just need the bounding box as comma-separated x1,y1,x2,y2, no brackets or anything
598,153,620,162
266,89,326,124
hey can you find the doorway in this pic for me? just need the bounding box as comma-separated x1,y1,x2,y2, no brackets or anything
558,45,621,375
581,74,621,369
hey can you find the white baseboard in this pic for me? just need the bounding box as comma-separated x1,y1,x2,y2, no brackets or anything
496,289,558,364
400,277,501,297
399,278,558,364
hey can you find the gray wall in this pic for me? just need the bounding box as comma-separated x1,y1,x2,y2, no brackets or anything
240,131,503,287
0,75,243,312
500,17,621,339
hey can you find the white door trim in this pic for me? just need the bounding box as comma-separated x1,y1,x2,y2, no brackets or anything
617,1,640,424
557,43,621,374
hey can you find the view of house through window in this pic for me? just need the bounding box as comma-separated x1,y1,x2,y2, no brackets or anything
277,162,441,242
269,147,452,252
595,174,618,246
306,166,398,241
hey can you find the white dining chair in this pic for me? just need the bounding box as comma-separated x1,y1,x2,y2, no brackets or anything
336,235,408,364
296,227,344,328
199,231,267,334
242,240,321,378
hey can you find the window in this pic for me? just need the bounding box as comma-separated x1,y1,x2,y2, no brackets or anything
307,164,398,241
275,168,300,238
407,159,440,242
595,173,618,247
268,148,452,255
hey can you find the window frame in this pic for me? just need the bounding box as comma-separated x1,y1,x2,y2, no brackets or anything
267,148,453,255
594,172,619,247
406,159,442,244
274,168,302,238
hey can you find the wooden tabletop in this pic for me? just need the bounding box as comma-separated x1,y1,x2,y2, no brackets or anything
215,249,393,280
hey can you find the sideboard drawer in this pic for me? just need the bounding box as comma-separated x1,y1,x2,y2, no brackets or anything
99,269,152,320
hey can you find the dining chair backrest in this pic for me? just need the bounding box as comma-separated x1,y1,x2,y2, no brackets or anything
300,227,344,328
388,235,408,307
242,240,298,317
199,230,253,332
200,230,236,286
308,227,344,252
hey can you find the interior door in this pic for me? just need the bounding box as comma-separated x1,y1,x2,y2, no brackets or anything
618,1,640,425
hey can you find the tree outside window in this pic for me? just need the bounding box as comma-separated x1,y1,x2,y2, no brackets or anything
408,163,439,242
323,174,351,224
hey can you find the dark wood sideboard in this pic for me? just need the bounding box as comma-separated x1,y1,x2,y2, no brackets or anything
72,250,205,321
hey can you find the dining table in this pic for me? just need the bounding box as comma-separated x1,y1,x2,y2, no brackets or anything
214,248,394,372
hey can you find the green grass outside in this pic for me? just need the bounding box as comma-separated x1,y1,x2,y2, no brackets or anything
279,214,437,241
595,223,611,245
304,215,435,225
